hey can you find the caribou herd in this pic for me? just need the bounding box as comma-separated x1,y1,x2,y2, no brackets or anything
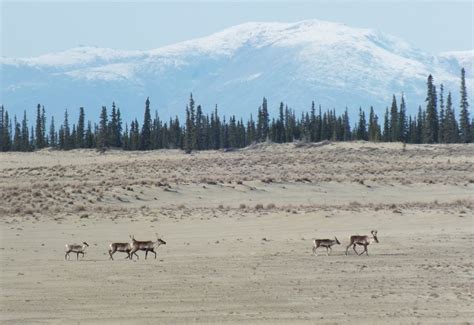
65,234,167,260
312,230,379,256
65,231,379,260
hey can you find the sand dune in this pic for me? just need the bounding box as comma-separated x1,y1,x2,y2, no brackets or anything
0,142,473,323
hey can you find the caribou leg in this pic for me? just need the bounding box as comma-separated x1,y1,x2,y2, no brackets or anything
345,243,352,255
353,244,359,255
129,248,138,260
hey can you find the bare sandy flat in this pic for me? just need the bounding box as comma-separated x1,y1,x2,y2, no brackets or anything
1,142,473,324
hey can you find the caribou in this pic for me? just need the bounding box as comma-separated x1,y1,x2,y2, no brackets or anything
129,234,166,260
345,230,379,256
108,242,139,260
65,242,89,260
312,237,341,256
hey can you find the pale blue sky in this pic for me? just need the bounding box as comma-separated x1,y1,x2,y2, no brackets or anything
1,0,473,57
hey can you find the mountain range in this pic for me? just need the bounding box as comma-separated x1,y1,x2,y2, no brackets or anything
1,20,472,122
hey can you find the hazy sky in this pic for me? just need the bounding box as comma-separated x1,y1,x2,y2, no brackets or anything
1,0,473,57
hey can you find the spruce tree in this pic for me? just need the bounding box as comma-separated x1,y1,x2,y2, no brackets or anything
459,68,471,143
390,95,398,141
277,102,285,143
247,114,256,144
13,116,21,151
229,115,238,147
398,95,407,142
77,107,85,148
98,106,108,150
109,103,118,147
63,109,72,150
316,106,323,142
368,106,380,142
49,116,56,148
284,106,293,142
321,111,330,140
150,111,158,149
35,104,45,149
438,84,446,143
131,119,140,150
85,121,94,148
21,111,29,151
260,97,269,141
309,101,316,141
115,108,122,148
445,92,459,143
416,106,423,143
141,97,152,150
256,107,263,142
116,108,123,148
30,125,35,150
58,126,65,149
70,125,77,149
0,107,11,151
342,108,351,141
0,106,5,151
425,75,439,143
356,107,368,140
185,105,193,153
5,110,11,151
41,106,46,146
383,108,390,142
195,104,203,149
408,116,416,143
0,105,4,150
221,116,229,148
122,123,130,150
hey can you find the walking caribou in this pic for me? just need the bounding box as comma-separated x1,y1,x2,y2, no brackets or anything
312,237,341,256
65,242,89,260
345,230,379,256
108,242,139,260
129,234,166,260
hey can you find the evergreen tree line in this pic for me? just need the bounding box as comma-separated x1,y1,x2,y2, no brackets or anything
0,69,471,152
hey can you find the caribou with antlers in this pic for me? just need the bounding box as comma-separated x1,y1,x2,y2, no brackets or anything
345,230,379,256
129,234,166,260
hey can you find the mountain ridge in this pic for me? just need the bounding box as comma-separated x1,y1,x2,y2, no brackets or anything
1,19,472,122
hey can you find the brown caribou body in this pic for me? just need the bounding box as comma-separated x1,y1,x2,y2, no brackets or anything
312,237,341,256
108,242,139,260
129,235,166,260
345,230,379,256
65,242,89,260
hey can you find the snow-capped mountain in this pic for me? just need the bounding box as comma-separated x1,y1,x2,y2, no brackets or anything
1,20,472,122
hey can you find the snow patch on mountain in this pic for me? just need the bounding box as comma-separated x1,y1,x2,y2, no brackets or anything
1,19,472,122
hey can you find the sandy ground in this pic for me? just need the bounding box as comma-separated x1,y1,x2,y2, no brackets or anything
0,142,473,324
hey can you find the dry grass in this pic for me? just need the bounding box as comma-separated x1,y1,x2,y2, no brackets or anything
0,142,472,221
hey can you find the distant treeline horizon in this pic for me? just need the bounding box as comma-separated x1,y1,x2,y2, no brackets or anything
0,69,471,152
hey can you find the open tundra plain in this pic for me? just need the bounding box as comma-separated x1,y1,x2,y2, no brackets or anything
0,142,473,324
